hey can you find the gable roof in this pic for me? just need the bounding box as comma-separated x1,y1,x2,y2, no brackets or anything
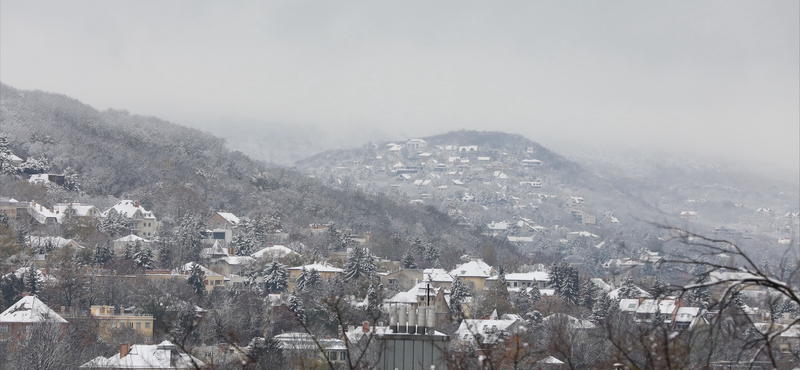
103,200,155,219
449,259,493,278
80,341,205,369
214,212,240,226
0,295,67,324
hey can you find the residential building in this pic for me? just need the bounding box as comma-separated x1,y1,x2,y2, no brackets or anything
62,305,154,342
287,263,343,291
0,295,68,339
449,258,495,291
80,341,206,369
103,200,158,237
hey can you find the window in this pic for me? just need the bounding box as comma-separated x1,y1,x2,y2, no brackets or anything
340,352,346,360
145,323,150,329
0,325,8,333
215,280,221,285
136,322,141,330
128,322,133,328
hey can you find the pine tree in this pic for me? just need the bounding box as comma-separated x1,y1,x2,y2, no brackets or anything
92,243,114,266
549,261,579,304
513,288,535,314
529,285,541,303
289,295,306,325
424,244,440,263
617,275,641,299
401,249,417,269
296,266,308,292
649,277,669,299
187,263,206,297
651,307,664,327
344,247,376,281
306,268,322,290
24,267,39,295
450,277,468,318
579,280,599,309
134,247,154,269
366,282,381,318
589,294,612,324
264,262,288,293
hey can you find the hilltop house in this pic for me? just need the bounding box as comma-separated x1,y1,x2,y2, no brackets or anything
103,200,158,237
62,305,154,342
288,263,344,291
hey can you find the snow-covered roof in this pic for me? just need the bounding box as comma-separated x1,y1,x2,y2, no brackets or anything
29,236,82,249
175,262,221,277
449,259,493,278
289,263,343,273
487,221,509,230
636,299,678,317
675,307,700,323
252,245,297,259
103,200,156,219
423,268,454,283
608,286,650,300
27,202,58,224
537,356,564,365
456,319,519,345
115,234,150,243
542,313,596,330
274,332,347,351
619,299,640,312
80,341,205,369
216,212,240,226
0,295,67,324
220,256,255,265
505,271,550,282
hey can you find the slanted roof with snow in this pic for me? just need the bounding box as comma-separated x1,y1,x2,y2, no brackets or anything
0,295,67,324
289,263,343,273
450,259,493,278
456,318,519,345
542,313,596,330
175,262,221,277
103,200,156,220
423,268,454,283
505,271,550,283
252,245,297,259
80,341,205,369
216,212,240,226
29,236,82,250
115,234,150,243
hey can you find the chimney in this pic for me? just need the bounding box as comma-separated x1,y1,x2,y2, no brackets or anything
134,201,139,208
362,321,369,333
120,343,131,358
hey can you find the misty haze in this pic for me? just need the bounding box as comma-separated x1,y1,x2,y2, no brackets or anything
0,1,798,369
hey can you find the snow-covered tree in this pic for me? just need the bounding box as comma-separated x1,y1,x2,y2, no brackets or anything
649,277,669,299
450,277,468,318
589,294,613,324
513,288,535,314
187,263,206,297
289,295,306,325
401,249,417,269
100,212,129,238
92,243,114,265
344,247,376,281
579,280,600,309
295,266,308,292
549,261,579,304
133,247,154,269
424,244,440,264
264,262,288,293
617,275,642,299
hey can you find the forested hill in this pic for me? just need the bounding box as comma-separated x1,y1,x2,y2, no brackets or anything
0,83,522,269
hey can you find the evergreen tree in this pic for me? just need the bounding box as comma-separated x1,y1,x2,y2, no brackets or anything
529,285,541,303
365,282,381,318
589,294,612,324
344,247,376,281
92,243,114,266
424,244,440,264
450,277,468,319
526,310,543,325
512,288,535,314
306,268,322,290
649,277,669,299
401,249,417,269
177,215,205,262
651,307,664,327
296,266,308,292
134,247,154,269
187,263,206,297
24,267,39,295
289,295,306,325
100,212,129,238
617,275,642,299
264,262,288,293
157,240,174,269
579,280,599,309
484,274,513,315
549,261,579,304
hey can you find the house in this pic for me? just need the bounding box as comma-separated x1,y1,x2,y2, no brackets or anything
673,307,703,331
288,263,343,291
113,234,152,255
52,202,102,222
26,201,58,225
62,305,154,342
449,258,495,291
680,211,698,220
423,268,455,289
504,271,550,290
174,263,226,291
206,212,240,229
103,200,159,237
0,197,25,220
541,313,596,331
274,332,348,367
634,298,682,325
29,236,83,252
406,138,427,151
0,295,68,339
455,316,521,346
80,341,206,369
521,159,542,167
381,269,424,291
28,173,65,186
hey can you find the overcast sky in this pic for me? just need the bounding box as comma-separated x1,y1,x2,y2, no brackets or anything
1,1,798,176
